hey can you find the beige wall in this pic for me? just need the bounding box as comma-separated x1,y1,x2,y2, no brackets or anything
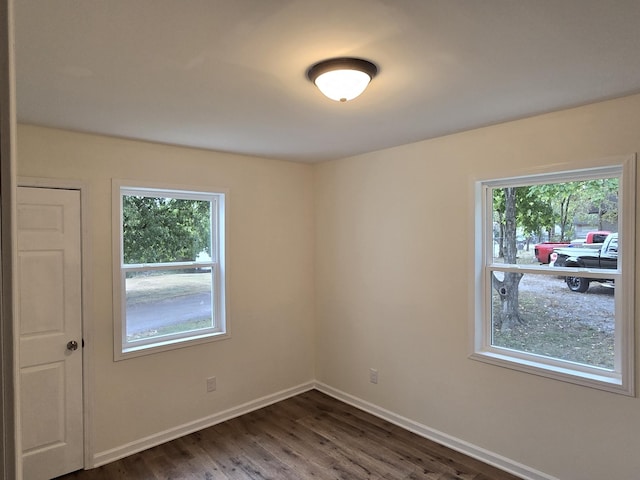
315,93,640,480
17,125,316,455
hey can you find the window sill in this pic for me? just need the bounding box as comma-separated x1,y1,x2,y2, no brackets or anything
115,330,230,361
470,349,632,396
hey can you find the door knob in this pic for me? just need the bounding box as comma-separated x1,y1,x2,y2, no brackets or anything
66,340,79,351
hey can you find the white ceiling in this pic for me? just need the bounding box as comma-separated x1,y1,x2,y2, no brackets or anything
14,0,640,162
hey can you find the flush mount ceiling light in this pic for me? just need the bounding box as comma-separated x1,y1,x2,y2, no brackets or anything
307,57,378,102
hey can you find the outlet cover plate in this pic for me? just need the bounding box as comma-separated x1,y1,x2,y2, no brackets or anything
207,376,217,392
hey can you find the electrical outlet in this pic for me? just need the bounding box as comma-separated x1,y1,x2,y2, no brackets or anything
206,376,217,392
369,368,378,384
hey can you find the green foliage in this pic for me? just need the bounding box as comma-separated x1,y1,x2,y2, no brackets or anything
575,178,619,230
529,182,581,240
123,195,211,264
494,186,554,238
493,178,618,245
514,186,554,238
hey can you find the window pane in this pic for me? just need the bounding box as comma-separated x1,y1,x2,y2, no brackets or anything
492,179,619,265
123,195,211,264
491,272,615,369
125,269,214,343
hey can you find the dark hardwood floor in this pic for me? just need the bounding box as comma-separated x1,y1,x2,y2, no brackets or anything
57,390,521,480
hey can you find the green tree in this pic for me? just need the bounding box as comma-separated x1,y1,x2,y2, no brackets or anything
575,178,619,230
516,186,554,244
493,184,573,330
492,178,619,331
529,179,618,241
123,195,211,264
493,186,552,257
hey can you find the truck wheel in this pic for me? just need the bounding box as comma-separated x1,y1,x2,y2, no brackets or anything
566,276,590,293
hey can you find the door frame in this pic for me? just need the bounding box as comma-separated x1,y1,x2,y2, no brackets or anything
17,177,93,471
1,0,16,479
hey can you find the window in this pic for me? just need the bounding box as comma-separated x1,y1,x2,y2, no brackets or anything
113,181,227,359
471,155,635,394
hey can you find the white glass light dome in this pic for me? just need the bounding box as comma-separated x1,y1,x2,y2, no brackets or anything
307,58,378,103
313,69,372,102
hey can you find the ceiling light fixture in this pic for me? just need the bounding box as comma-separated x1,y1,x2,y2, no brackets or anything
307,57,378,102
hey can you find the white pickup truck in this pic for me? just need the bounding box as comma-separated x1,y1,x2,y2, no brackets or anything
551,233,618,292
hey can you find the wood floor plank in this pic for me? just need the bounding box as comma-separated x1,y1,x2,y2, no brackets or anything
148,437,229,480
191,426,263,479
173,434,235,479
302,392,515,480
295,412,410,479
243,406,372,479
213,420,302,480
56,390,522,480
232,414,333,479
258,407,381,479
295,392,481,480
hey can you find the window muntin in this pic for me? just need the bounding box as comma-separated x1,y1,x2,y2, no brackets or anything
114,183,227,359
472,158,635,395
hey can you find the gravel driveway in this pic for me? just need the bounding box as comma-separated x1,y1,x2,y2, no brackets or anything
518,273,614,333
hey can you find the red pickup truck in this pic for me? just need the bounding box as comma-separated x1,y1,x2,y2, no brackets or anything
534,231,610,264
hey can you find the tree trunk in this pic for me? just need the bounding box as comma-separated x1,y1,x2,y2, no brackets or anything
559,196,572,241
497,272,522,330
598,204,604,230
494,187,523,330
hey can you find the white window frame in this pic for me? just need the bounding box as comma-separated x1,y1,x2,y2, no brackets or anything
470,155,635,395
113,180,229,360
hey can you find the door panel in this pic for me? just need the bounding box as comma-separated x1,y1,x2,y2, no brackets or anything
19,251,64,334
18,187,83,480
20,363,65,451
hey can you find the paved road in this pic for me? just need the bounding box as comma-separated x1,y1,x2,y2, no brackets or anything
126,292,212,335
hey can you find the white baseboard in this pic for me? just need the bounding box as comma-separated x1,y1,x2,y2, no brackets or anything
91,381,315,468
314,382,558,480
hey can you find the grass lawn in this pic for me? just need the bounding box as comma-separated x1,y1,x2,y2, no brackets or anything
127,317,213,341
126,272,211,305
493,295,614,369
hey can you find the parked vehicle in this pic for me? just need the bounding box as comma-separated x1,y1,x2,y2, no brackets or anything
534,230,610,263
551,233,618,292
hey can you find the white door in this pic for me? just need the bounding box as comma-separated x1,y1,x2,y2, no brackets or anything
17,187,83,479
